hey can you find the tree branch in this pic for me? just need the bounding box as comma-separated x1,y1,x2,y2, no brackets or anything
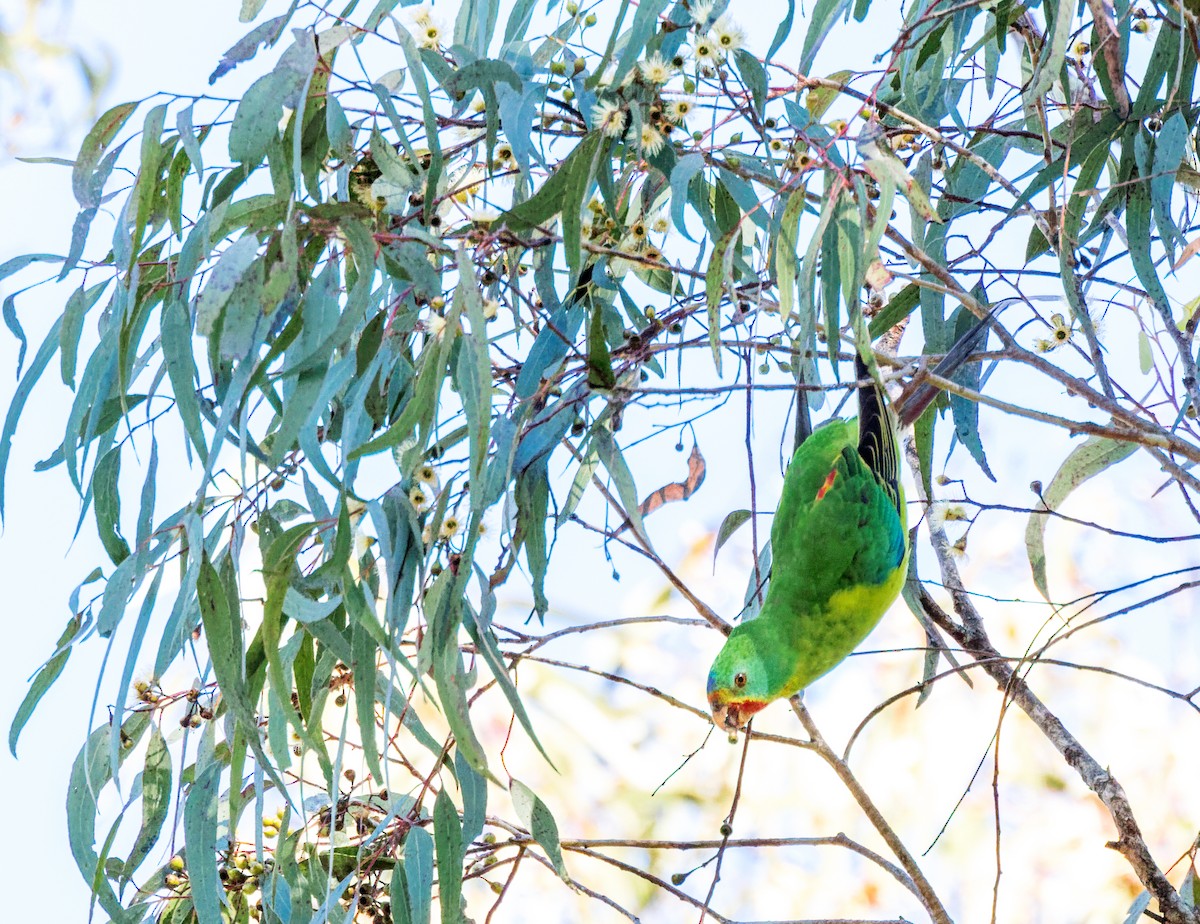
789,699,955,924
903,437,1198,924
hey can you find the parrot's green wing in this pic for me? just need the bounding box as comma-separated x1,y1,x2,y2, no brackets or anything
761,433,906,620
759,360,906,621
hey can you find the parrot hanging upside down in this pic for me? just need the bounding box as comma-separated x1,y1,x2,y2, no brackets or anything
707,352,908,731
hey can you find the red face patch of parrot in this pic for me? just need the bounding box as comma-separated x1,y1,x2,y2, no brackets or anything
815,467,838,501
709,692,768,730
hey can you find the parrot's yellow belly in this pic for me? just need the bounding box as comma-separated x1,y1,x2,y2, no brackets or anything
779,549,910,698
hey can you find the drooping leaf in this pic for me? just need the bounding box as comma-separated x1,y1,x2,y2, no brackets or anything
713,508,752,566
433,788,464,924
0,316,63,522
454,749,487,846
1025,437,1137,600
463,592,554,766
799,0,851,75
9,614,81,756
511,780,570,884
946,305,995,481
1025,0,1073,103
121,724,172,881
732,49,766,117
405,825,434,924
586,302,616,390
183,760,224,924
92,448,131,565
72,101,139,208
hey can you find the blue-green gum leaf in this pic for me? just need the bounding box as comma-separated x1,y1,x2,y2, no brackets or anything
946,306,995,481
0,294,28,385
110,564,164,788
669,153,706,242
61,280,109,389
713,509,752,566
704,226,738,374
510,780,571,884
434,788,464,924
1024,436,1137,600
93,448,131,565
733,49,767,117
72,101,139,208
211,13,289,82
8,612,82,755
349,336,445,460
195,235,260,337
405,825,434,924
594,428,650,548
161,296,210,464
820,204,842,352
184,761,225,924
198,553,249,707
200,549,292,792
455,248,493,514
121,723,171,881
348,581,383,783
390,22,442,225
463,596,555,767
798,179,841,357
1126,168,1173,327
0,315,63,521
867,283,918,340
67,713,149,918
776,186,807,322
430,604,493,779
559,438,599,525
516,464,551,616
799,0,851,75
0,252,62,286
177,103,204,178
1151,112,1189,258
767,0,796,61
130,103,169,260
454,748,487,845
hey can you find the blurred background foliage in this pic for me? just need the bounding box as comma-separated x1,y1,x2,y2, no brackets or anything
0,0,110,157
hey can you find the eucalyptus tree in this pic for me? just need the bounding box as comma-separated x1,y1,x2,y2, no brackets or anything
6,1,1200,922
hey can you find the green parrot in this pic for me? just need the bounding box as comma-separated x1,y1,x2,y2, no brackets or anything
707,353,906,730
705,302,1001,730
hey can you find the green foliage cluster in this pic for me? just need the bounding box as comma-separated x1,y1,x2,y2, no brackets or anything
6,0,1200,921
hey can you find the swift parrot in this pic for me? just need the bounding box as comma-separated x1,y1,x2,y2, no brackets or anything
707,320,993,731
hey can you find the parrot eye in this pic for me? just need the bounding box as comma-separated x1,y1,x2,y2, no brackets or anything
733,672,747,689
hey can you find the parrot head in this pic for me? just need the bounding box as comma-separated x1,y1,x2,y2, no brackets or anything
707,621,781,731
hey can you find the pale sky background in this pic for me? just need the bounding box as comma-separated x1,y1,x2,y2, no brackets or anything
0,5,248,916
4,3,1200,922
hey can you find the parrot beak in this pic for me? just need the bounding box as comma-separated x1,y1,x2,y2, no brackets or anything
709,696,765,731
711,701,737,731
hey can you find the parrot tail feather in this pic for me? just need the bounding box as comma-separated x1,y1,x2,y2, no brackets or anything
854,353,900,513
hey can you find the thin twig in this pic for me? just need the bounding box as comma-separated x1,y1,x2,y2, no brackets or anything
699,727,753,922
561,437,731,634
789,699,955,924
